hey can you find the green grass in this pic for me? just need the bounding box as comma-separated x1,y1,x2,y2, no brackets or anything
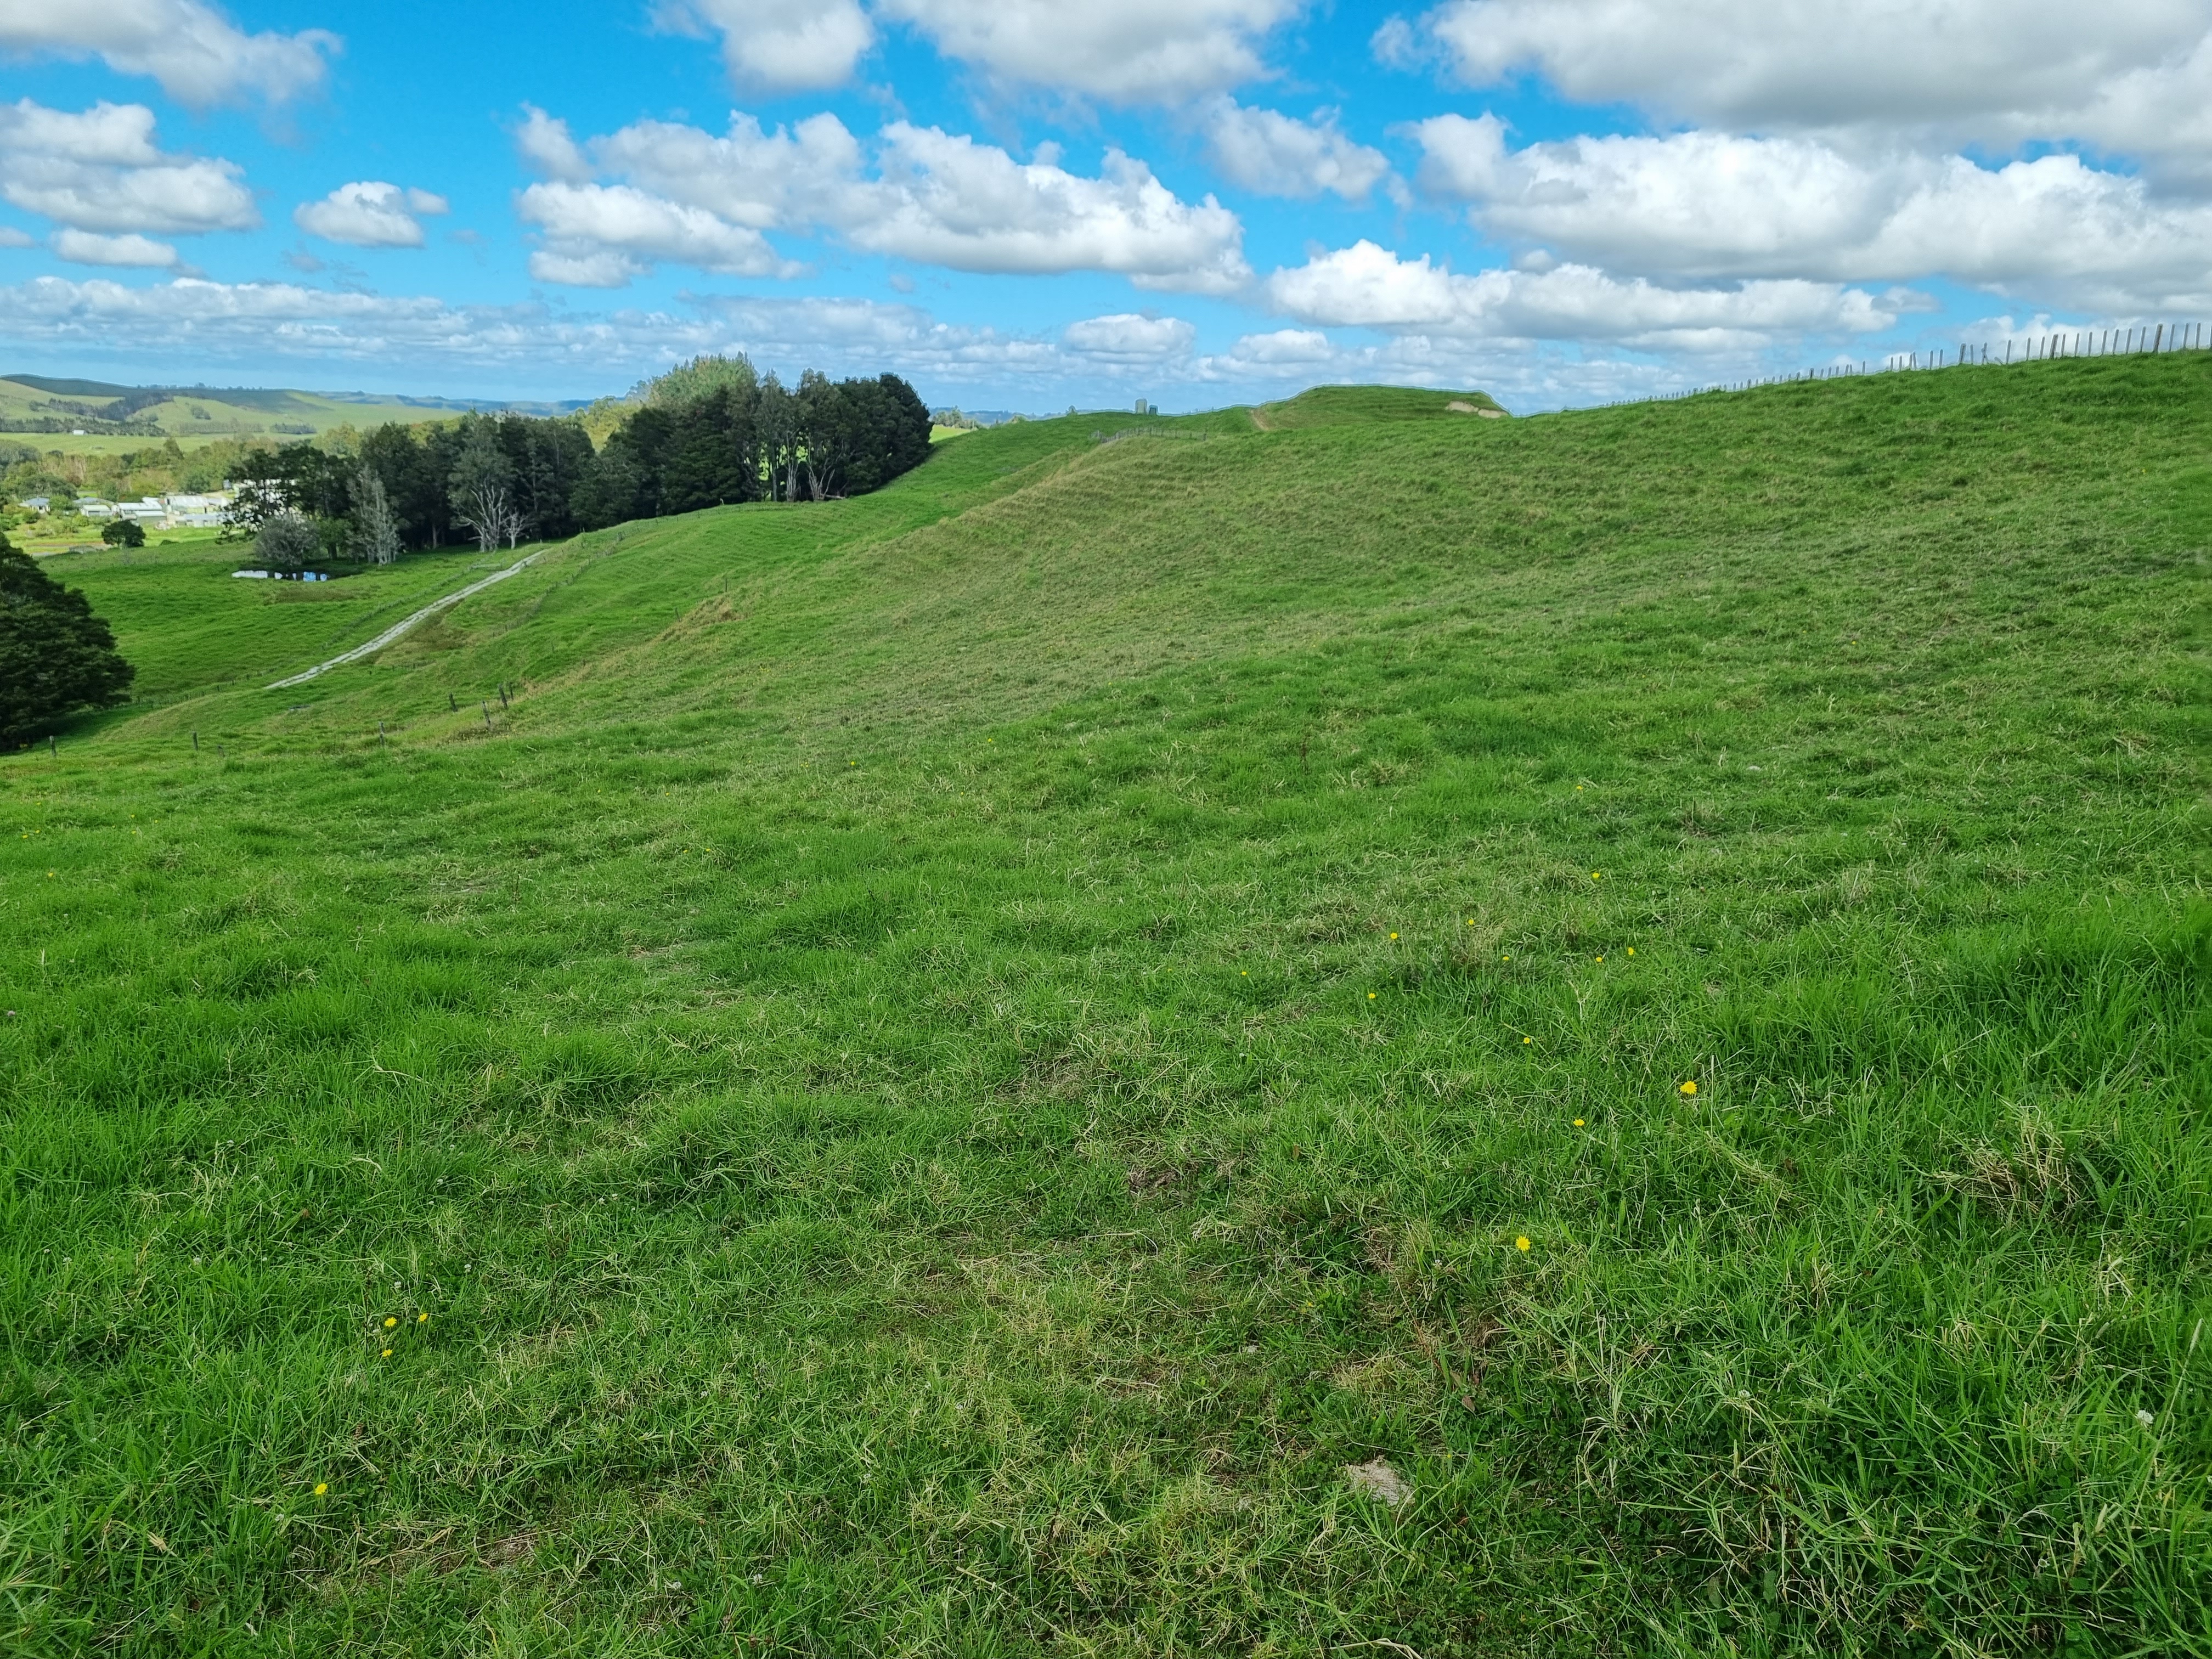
3,359,2208,1657
0,376,501,451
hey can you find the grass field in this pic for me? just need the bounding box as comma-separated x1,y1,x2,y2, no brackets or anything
3,360,2208,1657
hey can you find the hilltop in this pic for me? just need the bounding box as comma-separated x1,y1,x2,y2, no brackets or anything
0,374,582,456
3,357,2207,1657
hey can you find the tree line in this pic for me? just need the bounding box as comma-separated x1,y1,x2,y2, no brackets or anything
236,358,933,569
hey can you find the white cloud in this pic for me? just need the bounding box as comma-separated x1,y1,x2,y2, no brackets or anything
0,0,336,108
518,181,805,285
877,0,1304,102
52,227,177,266
587,112,865,229
1400,2,2212,180
656,0,873,94
0,226,35,248
1410,118,2212,310
516,107,1250,294
0,274,1168,395
1204,101,1391,200
0,100,256,237
294,182,449,249
516,106,592,183
854,125,1249,291
1064,313,1197,358
1264,239,1899,347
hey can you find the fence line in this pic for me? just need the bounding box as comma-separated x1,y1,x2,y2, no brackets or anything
1592,320,2209,409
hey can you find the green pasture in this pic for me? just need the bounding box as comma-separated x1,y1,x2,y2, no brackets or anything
2,359,2207,1657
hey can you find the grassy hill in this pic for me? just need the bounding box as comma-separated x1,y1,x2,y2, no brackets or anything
4,360,2208,1656
0,374,567,456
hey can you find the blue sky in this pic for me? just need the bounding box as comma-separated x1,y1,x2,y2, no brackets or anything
2,1,2209,411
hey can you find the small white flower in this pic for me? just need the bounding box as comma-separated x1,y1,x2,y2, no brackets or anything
2137,1409,2157,1429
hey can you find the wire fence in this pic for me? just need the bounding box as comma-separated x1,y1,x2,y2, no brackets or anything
1604,320,2209,407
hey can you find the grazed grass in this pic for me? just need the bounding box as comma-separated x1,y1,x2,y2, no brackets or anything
3,359,2208,1657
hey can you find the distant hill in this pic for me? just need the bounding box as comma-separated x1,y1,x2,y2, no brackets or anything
0,375,589,447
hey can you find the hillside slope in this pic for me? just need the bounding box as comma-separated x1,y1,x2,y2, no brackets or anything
4,359,2208,1658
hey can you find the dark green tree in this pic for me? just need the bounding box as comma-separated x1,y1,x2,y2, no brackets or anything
0,533,134,741
100,519,146,548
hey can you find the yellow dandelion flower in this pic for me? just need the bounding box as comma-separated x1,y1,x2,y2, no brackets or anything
314,1482,329,1496
1573,1119,1585,1127
1515,1236,1531,1252
1680,1081,1698,1096
1368,992,1377,1000
1390,933,1398,940
1590,872,1602,881
380,1348,393,1358
383,1317,397,1329
1626,947,1635,956
1522,1036,1532,1045
417,1313,429,1324
1595,955,1604,963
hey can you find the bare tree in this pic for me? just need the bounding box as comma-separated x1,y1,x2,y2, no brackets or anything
353,467,401,566
449,420,517,554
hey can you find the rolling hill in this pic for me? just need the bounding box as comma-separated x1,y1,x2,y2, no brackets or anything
0,374,580,455
3,362,2207,1656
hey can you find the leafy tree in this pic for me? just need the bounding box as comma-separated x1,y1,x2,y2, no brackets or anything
638,353,759,408
0,532,134,740
253,510,319,572
100,519,146,548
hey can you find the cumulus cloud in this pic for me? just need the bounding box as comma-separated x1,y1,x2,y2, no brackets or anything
518,182,805,285
52,227,177,266
854,125,1249,291
0,274,1175,396
1395,1,2212,181
0,0,336,108
878,0,1304,102
656,0,873,93
588,111,865,229
515,107,1250,294
1063,313,1197,358
1204,101,1391,200
294,182,449,249
1411,117,2212,310
1265,239,1899,348
515,106,592,183
0,100,256,238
